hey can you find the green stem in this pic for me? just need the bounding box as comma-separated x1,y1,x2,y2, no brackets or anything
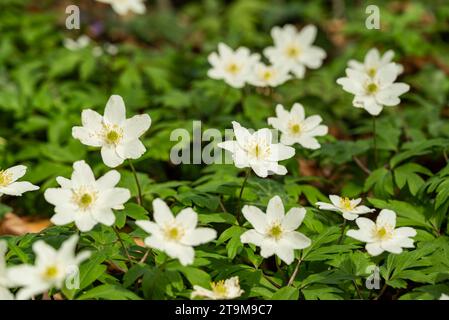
287,258,302,286
128,159,142,206
372,116,378,167
236,168,251,223
337,219,347,244
375,283,388,300
113,226,133,264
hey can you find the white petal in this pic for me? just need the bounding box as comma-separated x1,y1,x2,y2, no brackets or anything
268,144,295,161
342,211,359,221
5,165,27,182
74,214,98,232
394,227,417,238
72,126,103,147
153,198,174,226
44,188,72,206
176,208,198,231
0,182,39,196
72,160,96,186
242,205,268,233
376,209,396,229
104,95,126,124
182,228,217,246
240,230,264,246
136,220,160,235
123,114,151,140
96,170,120,189
365,243,384,256
101,146,124,168
116,139,146,160
282,207,306,231
81,109,103,131
283,231,311,249
274,244,295,264
92,208,115,226
266,195,285,222
290,103,305,121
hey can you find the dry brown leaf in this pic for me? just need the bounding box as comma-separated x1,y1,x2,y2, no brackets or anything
0,212,51,236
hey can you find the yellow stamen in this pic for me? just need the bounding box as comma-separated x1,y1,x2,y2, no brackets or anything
286,46,301,58
164,226,184,241
366,83,378,94
226,63,240,75
0,170,13,187
267,224,283,240
367,68,377,77
211,280,228,297
339,197,353,211
42,265,59,280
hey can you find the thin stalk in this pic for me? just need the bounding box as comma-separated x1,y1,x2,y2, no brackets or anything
372,116,378,167
337,219,347,244
375,283,388,300
236,168,251,223
128,159,142,206
353,280,363,300
287,258,302,286
113,226,133,264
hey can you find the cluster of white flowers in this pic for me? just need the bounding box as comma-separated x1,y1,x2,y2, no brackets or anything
64,35,119,57
208,24,326,88
241,195,311,264
337,48,409,116
218,101,328,178
316,195,416,256
0,236,90,300
0,21,420,300
136,198,217,266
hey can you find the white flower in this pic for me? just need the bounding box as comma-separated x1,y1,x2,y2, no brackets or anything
191,276,243,300
217,121,295,178
336,63,410,116
240,195,311,265
315,195,374,221
96,0,146,15
0,241,14,300
248,62,291,87
347,209,416,256
268,103,328,149
72,94,152,168
136,199,217,266
348,48,403,78
64,35,90,51
0,165,39,197
208,43,260,88
44,160,131,232
440,294,449,300
264,24,326,79
7,235,90,300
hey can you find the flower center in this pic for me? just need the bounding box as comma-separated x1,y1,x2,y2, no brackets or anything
102,124,123,145
339,197,354,211
211,280,228,297
286,45,301,58
0,170,13,187
247,141,270,159
267,223,283,240
289,122,301,135
163,225,184,241
262,70,273,81
366,83,378,94
72,187,98,210
374,226,393,241
42,265,60,280
226,62,240,75
367,67,377,77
